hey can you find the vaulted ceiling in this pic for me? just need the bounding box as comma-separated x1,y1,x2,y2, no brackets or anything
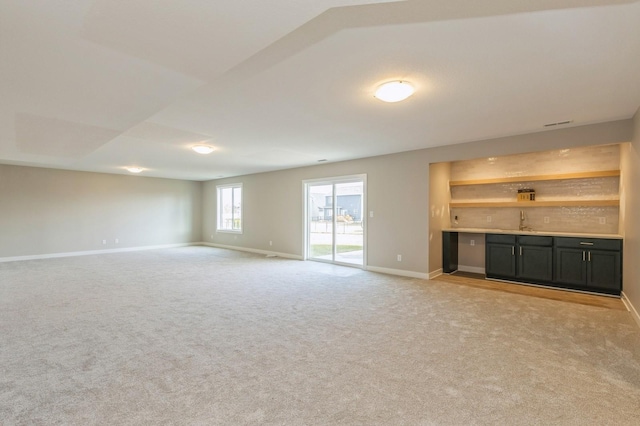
2,0,639,180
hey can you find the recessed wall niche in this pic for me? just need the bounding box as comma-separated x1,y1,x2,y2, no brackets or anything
448,144,621,235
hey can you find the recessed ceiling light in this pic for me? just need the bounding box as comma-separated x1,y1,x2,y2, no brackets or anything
318,159,328,162
192,145,215,154
374,81,415,103
125,167,144,174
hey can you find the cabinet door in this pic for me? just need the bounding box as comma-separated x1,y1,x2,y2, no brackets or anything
486,244,516,278
554,247,586,286
518,245,553,282
587,250,621,292
442,231,459,273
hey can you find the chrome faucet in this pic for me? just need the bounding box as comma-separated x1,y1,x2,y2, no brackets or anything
519,210,532,231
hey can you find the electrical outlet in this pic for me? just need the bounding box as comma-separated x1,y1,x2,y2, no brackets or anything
544,217,550,224
397,254,402,262
115,238,119,244
599,217,606,225
369,211,374,218
487,216,492,223
470,240,475,246
102,239,107,245
269,241,273,246
211,234,214,239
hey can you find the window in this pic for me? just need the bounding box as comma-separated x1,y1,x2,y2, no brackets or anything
217,184,242,232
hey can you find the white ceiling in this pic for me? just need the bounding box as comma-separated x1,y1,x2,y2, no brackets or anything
1,0,639,180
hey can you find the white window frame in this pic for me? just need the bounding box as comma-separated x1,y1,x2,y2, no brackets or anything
216,183,243,233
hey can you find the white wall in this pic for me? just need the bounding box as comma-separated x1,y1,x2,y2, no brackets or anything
204,119,633,276
0,165,203,258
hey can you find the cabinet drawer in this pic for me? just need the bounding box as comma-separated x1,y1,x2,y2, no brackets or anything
518,235,553,246
554,237,621,251
486,234,516,244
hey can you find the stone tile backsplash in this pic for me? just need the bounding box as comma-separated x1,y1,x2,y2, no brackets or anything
451,177,620,202
450,206,620,234
449,144,621,235
451,144,620,180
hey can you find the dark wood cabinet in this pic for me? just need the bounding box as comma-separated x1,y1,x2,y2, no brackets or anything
554,247,586,286
446,231,622,296
486,234,553,284
587,250,621,292
517,236,553,282
442,231,459,273
485,234,516,279
554,237,621,295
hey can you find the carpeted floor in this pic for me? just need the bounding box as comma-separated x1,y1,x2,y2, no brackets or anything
1,246,639,425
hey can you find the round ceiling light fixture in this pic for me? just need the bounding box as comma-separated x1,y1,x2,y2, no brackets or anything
192,144,216,155
374,80,415,103
126,167,144,174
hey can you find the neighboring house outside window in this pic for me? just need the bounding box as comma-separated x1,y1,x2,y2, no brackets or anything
217,184,242,233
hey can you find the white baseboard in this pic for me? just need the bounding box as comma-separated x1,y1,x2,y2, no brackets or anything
202,243,303,260
429,268,443,280
458,265,486,274
429,266,484,280
621,291,640,329
366,265,429,280
206,244,429,279
0,242,200,263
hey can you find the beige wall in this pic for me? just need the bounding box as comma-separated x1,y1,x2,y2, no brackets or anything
0,165,202,258
428,162,451,274
1,118,632,274
204,153,431,274
621,108,640,319
204,119,633,276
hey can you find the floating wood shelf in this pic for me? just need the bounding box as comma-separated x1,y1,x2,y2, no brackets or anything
449,170,620,187
449,200,620,208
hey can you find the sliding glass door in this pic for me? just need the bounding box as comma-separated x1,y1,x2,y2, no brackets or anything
306,176,365,267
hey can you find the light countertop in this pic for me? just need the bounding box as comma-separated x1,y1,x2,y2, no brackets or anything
442,228,623,239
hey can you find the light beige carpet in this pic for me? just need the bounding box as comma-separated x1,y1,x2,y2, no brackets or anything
1,246,639,425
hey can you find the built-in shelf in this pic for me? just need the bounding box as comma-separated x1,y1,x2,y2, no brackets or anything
449,199,619,208
449,170,620,187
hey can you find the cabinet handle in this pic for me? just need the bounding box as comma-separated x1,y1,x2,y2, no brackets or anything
588,251,591,262
582,251,585,262
519,246,523,256
512,246,514,256
580,242,594,246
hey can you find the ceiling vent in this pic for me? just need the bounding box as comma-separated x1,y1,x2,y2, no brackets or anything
544,120,573,128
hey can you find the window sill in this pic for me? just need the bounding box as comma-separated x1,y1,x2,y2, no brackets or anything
216,229,243,234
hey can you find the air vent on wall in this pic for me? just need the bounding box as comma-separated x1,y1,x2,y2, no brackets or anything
544,120,573,127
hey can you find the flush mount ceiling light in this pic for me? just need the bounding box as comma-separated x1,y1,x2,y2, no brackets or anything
125,167,144,174
192,144,215,155
374,80,415,103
